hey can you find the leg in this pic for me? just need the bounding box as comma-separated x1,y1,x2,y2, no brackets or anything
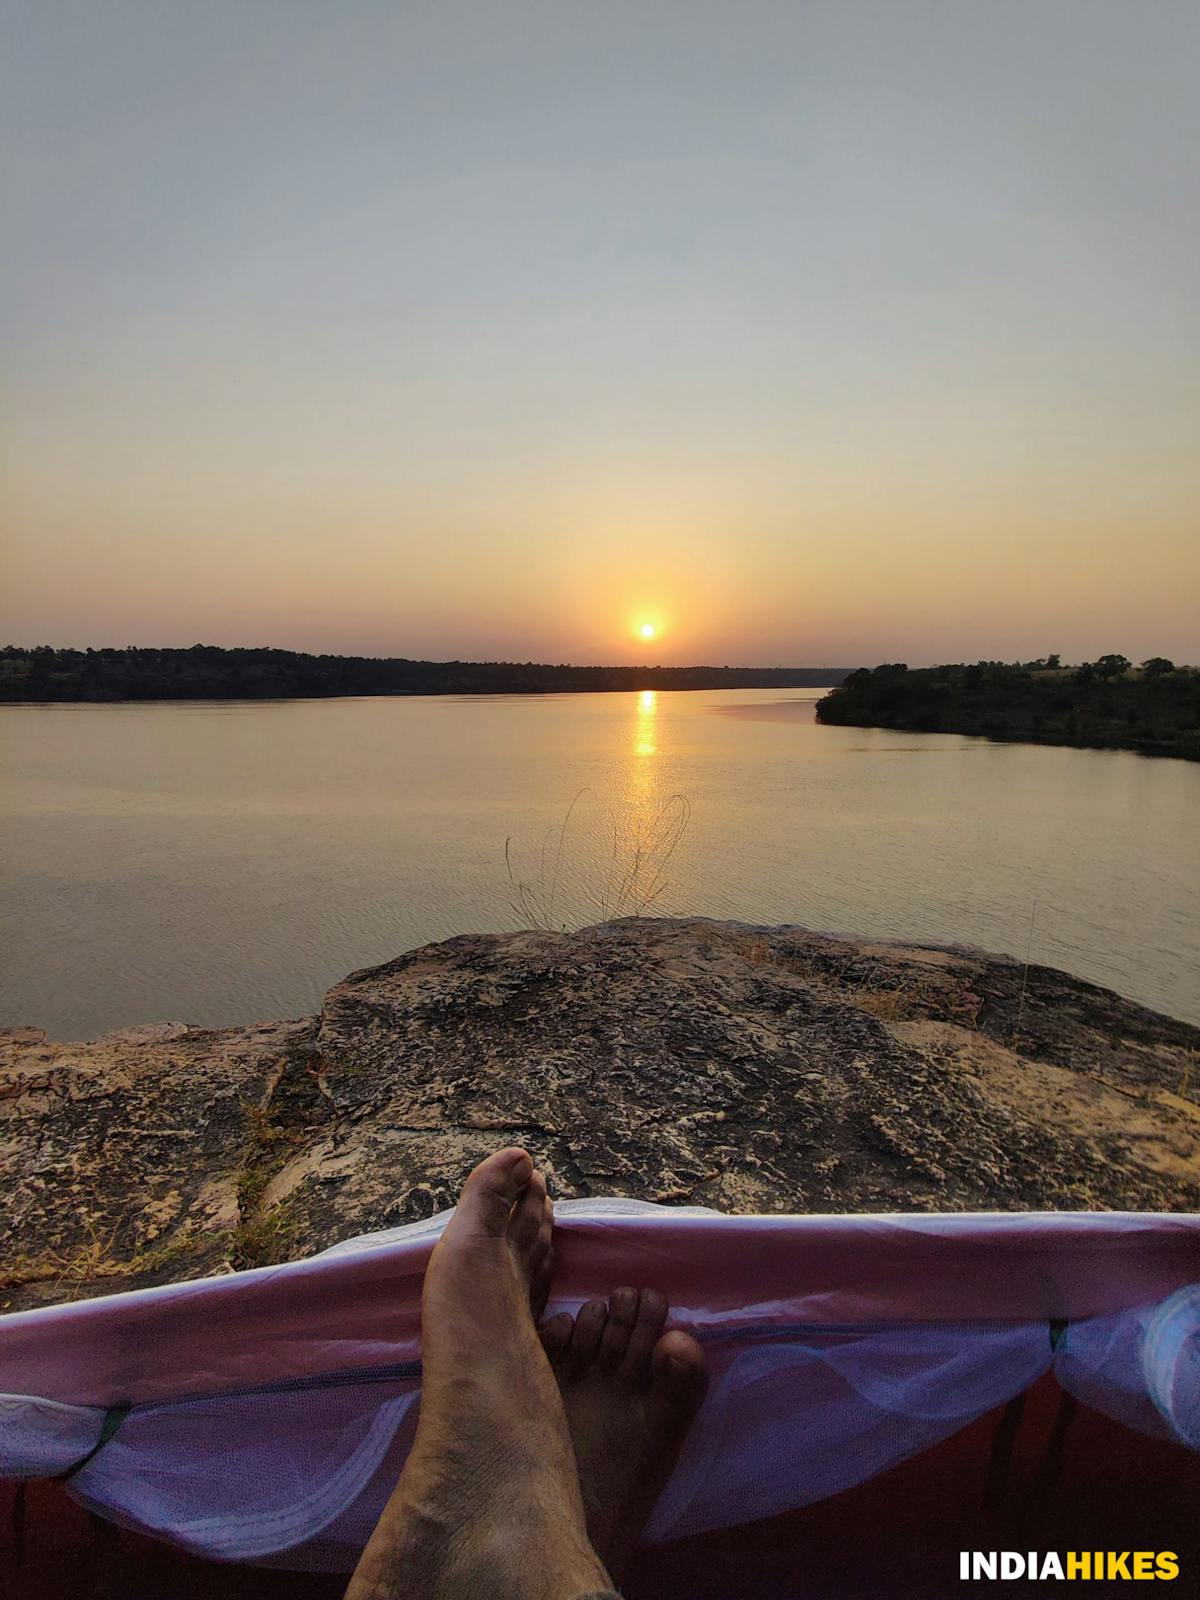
347,1149,612,1600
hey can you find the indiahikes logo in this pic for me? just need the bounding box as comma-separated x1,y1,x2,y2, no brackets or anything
960,1552,1180,1582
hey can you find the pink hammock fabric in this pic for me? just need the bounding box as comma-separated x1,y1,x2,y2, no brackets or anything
1,1203,1197,1572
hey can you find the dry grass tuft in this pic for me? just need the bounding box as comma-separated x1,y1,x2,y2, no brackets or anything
850,986,920,1021
722,933,928,1023
505,792,692,931
229,1202,300,1270
0,1222,206,1304
229,1096,304,1269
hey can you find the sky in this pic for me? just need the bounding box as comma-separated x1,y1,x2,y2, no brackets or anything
2,0,1198,668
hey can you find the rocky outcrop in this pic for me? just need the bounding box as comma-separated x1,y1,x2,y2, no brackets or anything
3,919,1198,1313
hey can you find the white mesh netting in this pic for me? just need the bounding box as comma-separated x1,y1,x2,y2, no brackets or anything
1,1206,1196,1570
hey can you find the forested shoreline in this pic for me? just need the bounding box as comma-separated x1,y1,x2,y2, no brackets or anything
0,645,848,702
816,657,1199,760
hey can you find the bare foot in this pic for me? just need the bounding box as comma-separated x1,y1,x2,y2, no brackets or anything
347,1148,611,1600
540,1286,709,1586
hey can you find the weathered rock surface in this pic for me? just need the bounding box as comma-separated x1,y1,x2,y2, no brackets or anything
3,918,1198,1313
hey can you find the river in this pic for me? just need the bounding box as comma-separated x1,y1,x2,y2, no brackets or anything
2,689,1196,1036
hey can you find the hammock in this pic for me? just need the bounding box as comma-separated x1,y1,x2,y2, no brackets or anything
1,1203,1197,1574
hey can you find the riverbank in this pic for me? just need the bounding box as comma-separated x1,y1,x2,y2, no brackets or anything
816,661,1200,760
0,645,848,701
3,917,1197,1314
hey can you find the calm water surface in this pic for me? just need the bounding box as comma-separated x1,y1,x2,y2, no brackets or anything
2,689,1197,1037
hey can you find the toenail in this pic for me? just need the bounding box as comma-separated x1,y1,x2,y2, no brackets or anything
613,1287,637,1319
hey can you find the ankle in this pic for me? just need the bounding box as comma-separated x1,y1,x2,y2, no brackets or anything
466,1521,613,1600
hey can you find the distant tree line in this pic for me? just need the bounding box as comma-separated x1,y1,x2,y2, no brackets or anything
0,645,850,702
816,657,1199,761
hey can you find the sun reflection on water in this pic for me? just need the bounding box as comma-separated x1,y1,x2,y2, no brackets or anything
635,688,657,756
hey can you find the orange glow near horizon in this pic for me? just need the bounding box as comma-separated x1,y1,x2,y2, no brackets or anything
5,8,1199,670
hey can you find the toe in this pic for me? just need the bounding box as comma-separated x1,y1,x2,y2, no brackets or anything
597,1286,639,1374
529,1244,554,1321
454,1147,535,1238
528,1193,554,1273
540,1311,574,1365
527,1202,554,1310
564,1298,608,1377
509,1168,548,1255
650,1329,709,1422
619,1287,669,1382
537,1198,554,1257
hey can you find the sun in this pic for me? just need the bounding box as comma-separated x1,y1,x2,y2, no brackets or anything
639,623,656,640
